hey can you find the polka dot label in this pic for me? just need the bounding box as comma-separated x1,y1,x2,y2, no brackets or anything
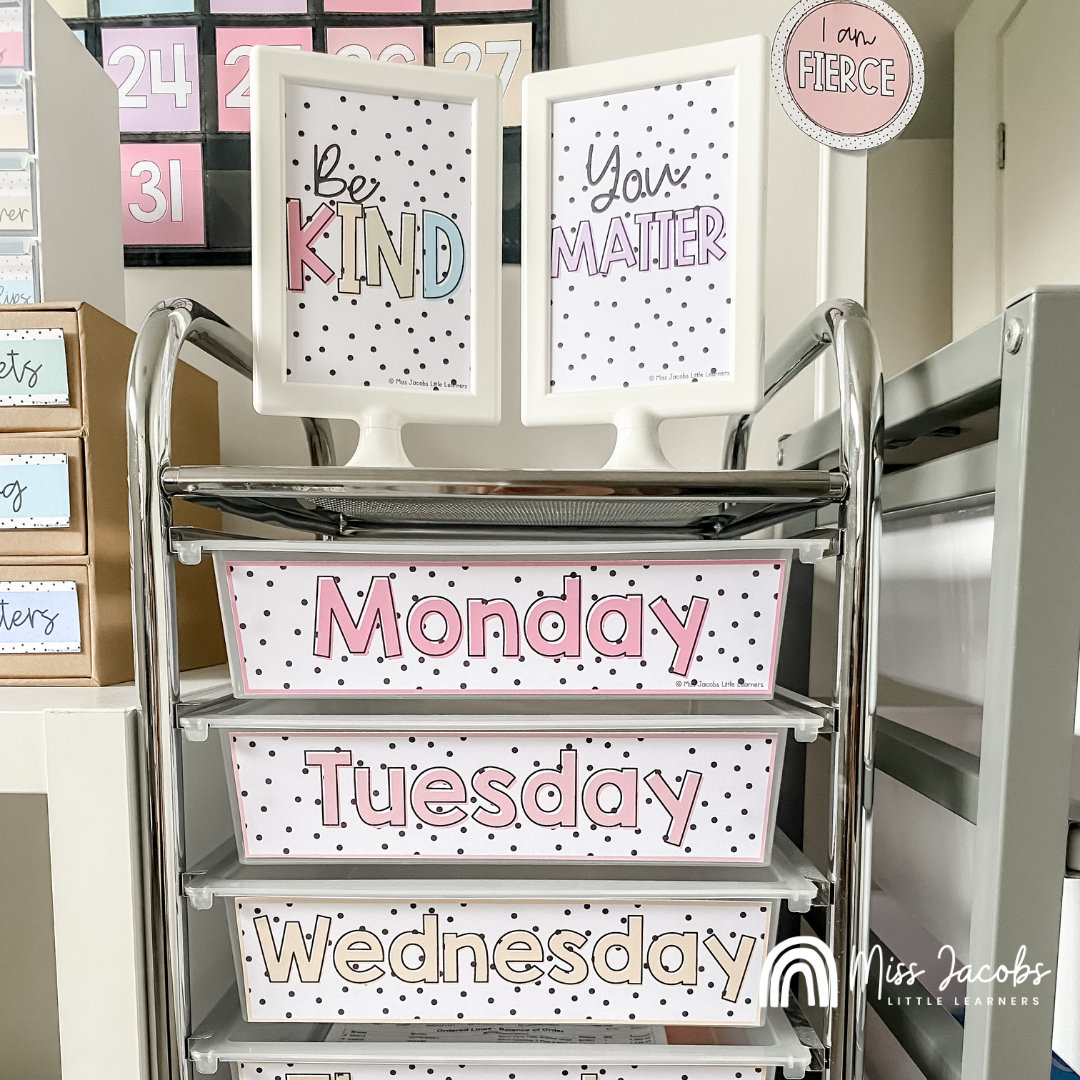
0,580,80,653
229,730,781,863
0,328,69,406
234,897,773,1025
548,75,737,393
238,1064,765,1080
221,557,788,696
282,81,474,393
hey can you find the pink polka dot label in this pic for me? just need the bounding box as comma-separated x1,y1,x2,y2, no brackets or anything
232,896,774,1025
217,556,789,696
227,730,782,863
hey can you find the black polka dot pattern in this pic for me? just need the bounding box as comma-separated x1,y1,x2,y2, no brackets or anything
237,1062,765,1080
234,897,772,1025
283,82,473,393
239,1058,764,1075
224,559,787,696
230,731,779,862
549,75,736,393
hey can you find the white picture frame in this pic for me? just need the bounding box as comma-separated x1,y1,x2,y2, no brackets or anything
521,38,768,470
251,47,502,467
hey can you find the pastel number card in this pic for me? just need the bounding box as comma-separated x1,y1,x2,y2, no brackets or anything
326,26,424,65
435,21,532,126
102,27,201,134
521,38,768,470
0,581,80,653
250,48,502,466
216,27,313,134
121,142,204,246
0,329,68,405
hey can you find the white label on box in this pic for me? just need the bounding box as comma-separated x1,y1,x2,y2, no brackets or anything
325,1022,667,1043
235,897,771,1025
0,580,80,653
223,558,787,696
229,731,779,863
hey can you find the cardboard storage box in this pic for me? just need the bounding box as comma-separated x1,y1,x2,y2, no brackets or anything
0,302,225,684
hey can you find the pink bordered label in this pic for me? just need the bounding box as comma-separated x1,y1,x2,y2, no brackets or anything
772,0,924,150
218,557,789,696
233,896,773,1025
227,730,782,863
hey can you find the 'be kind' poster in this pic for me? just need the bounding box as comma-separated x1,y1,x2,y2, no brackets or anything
284,82,474,393
549,75,736,393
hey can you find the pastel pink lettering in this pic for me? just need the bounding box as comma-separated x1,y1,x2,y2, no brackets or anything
586,595,643,658
582,768,638,827
524,575,581,658
467,598,520,658
644,769,703,847
649,594,709,677
314,575,402,659
472,766,517,828
354,766,407,827
286,198,336,291
407,596,462,657
304,749,352,826
521,750,577,827
411,767,468,827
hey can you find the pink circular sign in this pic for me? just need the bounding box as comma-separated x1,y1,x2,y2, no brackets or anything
772,0,924,150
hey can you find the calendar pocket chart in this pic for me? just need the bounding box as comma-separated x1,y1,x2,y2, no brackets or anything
215,554,789,696
226,730,784,863
232,896,775,1025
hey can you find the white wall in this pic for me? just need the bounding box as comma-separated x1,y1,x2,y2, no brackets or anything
867,139,954,378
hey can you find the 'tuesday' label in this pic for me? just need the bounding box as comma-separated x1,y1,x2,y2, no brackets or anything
229,731,779,863
0,329,68,405
235,897,772,1025
221,558,788,696
0,454,70,528
0,580,80,653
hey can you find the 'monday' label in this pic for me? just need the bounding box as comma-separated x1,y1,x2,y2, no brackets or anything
223,558,788,696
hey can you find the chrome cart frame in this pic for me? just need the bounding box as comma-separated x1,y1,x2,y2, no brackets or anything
127,297,883,1080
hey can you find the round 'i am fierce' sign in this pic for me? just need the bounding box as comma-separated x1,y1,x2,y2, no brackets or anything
772,0,924,150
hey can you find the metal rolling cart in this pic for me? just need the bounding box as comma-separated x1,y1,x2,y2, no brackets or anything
126,296,883,1080
777,286,1080,1080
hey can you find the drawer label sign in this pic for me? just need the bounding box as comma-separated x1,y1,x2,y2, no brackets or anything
222,558,788,696
239,1066,759,1080
0,329,68,405
229,731,779,863
0,580,80,653
0,454,70,528
235,898,772,1025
